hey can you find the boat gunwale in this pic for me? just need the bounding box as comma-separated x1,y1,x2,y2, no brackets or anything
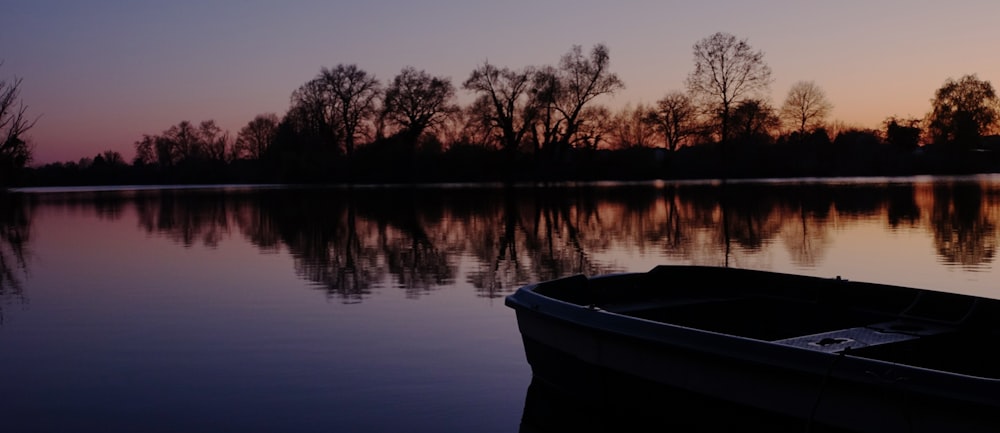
505,267,1000,401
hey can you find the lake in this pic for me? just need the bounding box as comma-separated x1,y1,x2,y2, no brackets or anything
3,177,1000,432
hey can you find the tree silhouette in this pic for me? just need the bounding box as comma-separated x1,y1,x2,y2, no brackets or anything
1,62,39,186
609,103,657,149
232,113,280,160
927,74,999,151
233,113,280,160
319,64,381,155
572,105,613,150
132,134,159,167
197,120,229,162
100,150,127,166
166,121,202,164
527,65,562,154
780,81,832,135
29,39,1000,186
730,98,779,141
645,91,698,152
177,121,207,163
289,78,342,152
463,62,536,158
552,44,625,149
133,120,230,167
686,32,772,145
883,116,922,151
382,66,457,143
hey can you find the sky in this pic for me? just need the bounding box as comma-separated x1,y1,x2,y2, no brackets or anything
4,0,1000,165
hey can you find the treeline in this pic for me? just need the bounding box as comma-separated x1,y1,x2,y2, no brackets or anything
16,33,1000,187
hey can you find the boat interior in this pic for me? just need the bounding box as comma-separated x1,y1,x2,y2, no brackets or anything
532,266,1000,378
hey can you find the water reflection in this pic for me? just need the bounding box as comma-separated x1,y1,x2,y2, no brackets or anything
135,189,231,248
14,177,1000,303
0,193,31,322
928,182,997,268
519,377,819,433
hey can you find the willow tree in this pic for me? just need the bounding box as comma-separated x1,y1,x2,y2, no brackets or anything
685,32,772,145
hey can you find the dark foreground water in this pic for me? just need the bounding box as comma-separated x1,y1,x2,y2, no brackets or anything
3,177,1000,432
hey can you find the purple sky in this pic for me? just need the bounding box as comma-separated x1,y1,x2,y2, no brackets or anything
4,1,1000,165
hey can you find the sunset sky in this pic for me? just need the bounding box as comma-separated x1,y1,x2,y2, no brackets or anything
4,1,1000,165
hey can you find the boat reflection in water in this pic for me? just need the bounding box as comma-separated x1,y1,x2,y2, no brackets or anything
509,266,1000,433
519,370,829,433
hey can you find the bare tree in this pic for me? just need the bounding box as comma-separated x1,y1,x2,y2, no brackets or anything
523,45,624,154
133,134,159,166
463,61,536,156
198,120,229,161
434,105,492,149
382,66,457,142
572,105,613,150
319,64,381,155
164,121,201,164
608,103,657,149
1,62,39,185
527,65,562,153
686,32,772,144
645,91,698,152
233,113,280,160
100,150,127,166
780,81,833,135
132,119,230,167
553,44,625,148
289,78,341,150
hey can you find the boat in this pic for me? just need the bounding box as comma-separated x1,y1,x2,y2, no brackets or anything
505,265,1000,433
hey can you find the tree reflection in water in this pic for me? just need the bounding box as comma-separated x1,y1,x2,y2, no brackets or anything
929,181,997,267
0,193,31,323
13,178,1000,304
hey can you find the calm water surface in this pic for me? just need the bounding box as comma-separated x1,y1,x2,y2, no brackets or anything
3,177,1000,432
